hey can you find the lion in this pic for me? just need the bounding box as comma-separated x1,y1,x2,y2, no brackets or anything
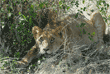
15,11,106,68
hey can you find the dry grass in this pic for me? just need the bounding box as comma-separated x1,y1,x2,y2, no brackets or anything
0,0,110,74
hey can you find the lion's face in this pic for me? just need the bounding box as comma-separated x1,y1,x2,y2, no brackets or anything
32,26,63,54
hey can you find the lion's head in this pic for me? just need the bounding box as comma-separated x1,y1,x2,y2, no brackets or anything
32,26,63,54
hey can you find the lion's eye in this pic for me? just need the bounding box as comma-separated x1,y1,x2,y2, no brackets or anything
50,37,55,43
40,37,43,42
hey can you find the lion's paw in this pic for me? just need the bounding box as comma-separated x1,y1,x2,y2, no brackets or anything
14,61,28,68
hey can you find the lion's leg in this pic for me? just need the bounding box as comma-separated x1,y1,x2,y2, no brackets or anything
15,44,40,68
91,11,106,45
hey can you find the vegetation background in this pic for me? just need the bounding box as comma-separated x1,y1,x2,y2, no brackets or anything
0,0,110,74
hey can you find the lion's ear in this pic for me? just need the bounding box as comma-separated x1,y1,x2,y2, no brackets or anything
32,26,42,34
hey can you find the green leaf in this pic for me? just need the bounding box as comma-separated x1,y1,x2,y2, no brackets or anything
75,13,78,18
97,1,101,6
80,23,86,27
23,15,26,19
81,8,83,10
83,7,86,11
71,1,74,4
29,18,32,23
39,3,44,9
88,33,90,35
100,7,104,12
24,40,26,42
107,4,109,8
102,1,106,6
83,29,86,34
55,10,57,13
59,1,62,5
16,52,20,55
75,1,79,7
88,36,92,40
92,32,95,36
108,15,110,20
62,5,66,10
60,6,62,9
19,12,21,15
82,0,85,4
67,6,70,10
76,25,79,27
31,5,34,8
32,64,35,67
80,29,83,34
62,0,65,3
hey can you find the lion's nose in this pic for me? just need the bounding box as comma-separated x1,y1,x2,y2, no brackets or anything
44,48,49,51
